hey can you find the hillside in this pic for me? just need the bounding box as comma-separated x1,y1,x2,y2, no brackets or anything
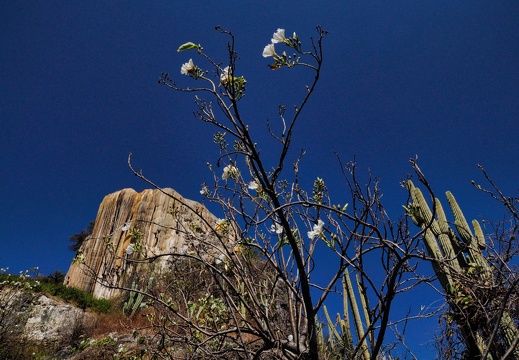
0,187,236,359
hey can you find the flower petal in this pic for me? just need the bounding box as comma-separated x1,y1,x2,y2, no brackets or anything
181,59,195,75
248,180,259,190
271,28,286,44
262,44,277,58
122,221,131,231
270,223,283,234
125,244,134,255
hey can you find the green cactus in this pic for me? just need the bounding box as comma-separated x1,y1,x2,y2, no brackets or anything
124,276,154,318
318,269,371,359
405,180,519,358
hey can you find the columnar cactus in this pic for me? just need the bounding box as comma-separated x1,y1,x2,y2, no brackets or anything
405,180,519,358
123,276,154,318
319,269,371,360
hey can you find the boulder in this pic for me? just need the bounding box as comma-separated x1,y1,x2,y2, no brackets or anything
0,288,95,351
25,293,96,345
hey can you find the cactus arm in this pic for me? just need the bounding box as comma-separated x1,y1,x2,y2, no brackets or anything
472,219,486,250
323,305,341,347
411,188,442,236
341,272,353,353
446,192,474,244
424,229,453,289
344,268,370,360
356,274,373,346
123,281,137,315
124,276,154,318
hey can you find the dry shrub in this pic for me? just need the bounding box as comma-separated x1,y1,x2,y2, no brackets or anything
90,309,156,338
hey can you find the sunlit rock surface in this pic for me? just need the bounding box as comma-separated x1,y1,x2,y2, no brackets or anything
64,188,226,299
25,293,96,343
1,289,96,348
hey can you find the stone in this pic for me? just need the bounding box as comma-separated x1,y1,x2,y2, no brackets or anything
64,188,232,299
25,293,96,345
0,288,95,350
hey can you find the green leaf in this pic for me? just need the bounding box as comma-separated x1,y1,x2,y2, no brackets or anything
177,42,199,52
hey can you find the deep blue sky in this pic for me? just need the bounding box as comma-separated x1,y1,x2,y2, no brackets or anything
1,1,518,352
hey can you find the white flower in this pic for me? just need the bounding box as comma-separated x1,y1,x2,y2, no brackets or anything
215,253,225,265
178,244,188,255
200,185,209,196
262,43,277,58
271,28,286,43
180,58,195,75
122,221,131,231
270,223,283,234
125,244,134,255
220,66,231,84
307,219,325,239
248,180,259,190
222,164,239,180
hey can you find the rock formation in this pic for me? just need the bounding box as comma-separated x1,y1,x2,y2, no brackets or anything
0,288,96,353
25,293,97,344
65,188,231,299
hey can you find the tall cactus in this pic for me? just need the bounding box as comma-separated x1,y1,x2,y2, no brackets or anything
405,180,519,358
319,269,372,360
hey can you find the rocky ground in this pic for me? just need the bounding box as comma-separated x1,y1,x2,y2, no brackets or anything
0,287,152,360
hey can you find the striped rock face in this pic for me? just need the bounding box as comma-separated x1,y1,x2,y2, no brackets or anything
64,188,235,299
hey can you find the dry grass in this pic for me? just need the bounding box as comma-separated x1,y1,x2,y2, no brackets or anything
89,308,156,338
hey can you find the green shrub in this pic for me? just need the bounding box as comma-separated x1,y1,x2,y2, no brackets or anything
35,281,113,313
